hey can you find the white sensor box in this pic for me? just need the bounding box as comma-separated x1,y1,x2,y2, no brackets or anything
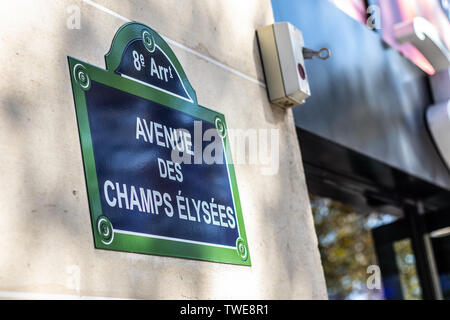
257,22,311,108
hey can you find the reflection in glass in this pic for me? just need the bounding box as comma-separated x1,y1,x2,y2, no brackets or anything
310,195,397,299
393,239,422,300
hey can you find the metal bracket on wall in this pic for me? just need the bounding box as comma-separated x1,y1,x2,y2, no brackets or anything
302,47,331,60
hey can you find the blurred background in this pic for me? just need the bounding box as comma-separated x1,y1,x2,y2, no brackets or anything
271,0,450,300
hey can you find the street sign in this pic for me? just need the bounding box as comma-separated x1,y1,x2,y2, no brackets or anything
68,22,250,265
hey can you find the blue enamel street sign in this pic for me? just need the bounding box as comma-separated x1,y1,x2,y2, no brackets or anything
68,22,250,265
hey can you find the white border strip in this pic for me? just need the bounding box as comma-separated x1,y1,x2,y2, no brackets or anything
162,36,266,87
121,74,194,103
0,290,131,300
82,0,266,88
223,142,241,240
82,0,131,22
114,229,236,250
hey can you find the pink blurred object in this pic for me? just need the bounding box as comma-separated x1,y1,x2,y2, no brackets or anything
330,0,450,75
329,0,367,23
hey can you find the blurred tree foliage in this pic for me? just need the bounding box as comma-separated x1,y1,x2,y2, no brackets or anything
310,194,421,300
394,239,422,300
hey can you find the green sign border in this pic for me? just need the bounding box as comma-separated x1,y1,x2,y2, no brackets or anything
68,22,251,266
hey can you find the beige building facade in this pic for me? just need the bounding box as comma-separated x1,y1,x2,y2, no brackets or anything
0,0,327,299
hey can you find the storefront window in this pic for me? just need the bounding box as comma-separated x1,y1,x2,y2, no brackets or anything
393,239,422,299
310,194,422,300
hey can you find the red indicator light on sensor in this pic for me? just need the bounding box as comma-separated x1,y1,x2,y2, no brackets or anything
297,63,306,80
